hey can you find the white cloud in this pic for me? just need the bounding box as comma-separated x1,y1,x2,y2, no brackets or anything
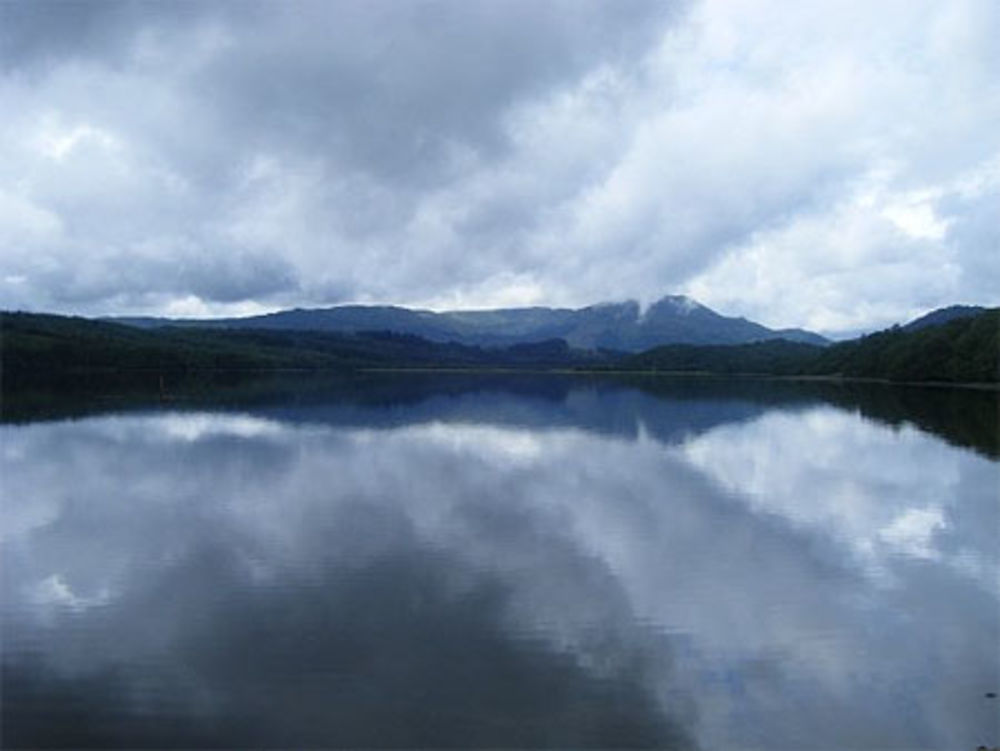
678,405,997,588
879,507,947,560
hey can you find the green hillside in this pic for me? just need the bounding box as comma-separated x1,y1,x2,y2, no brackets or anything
803,309,999,382
621,308,998,383
623,339,822,375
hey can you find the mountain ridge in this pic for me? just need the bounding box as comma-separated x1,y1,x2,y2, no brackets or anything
5,306,996,391
110,294,829,352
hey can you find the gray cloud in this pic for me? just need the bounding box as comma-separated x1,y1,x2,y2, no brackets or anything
0,0,997,328
196,1,673,181
0,1,191,69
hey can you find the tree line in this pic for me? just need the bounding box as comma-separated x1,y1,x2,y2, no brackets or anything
2,307,997,385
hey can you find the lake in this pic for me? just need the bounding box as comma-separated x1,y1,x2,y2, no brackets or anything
2,374,997,749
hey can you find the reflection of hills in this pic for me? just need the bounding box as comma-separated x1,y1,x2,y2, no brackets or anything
5,372,996,459
815,381,999,460
252,375,776,446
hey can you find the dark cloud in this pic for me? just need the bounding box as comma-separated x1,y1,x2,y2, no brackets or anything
195,1,674,183
0,0,215,70
5,0,674,184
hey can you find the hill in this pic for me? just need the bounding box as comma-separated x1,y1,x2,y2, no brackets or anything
112,295,828,351
619,308,998,383
805,308,998,382
902,304,986,331
0,311,612,386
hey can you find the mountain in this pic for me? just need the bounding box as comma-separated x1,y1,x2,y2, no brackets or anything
113,295,828,351
903,305,986,331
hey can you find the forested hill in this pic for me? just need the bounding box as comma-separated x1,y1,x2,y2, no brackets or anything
624,308,999,383
0,311,611,384
804,308,998,382
903,304,985,331
624,340,823,376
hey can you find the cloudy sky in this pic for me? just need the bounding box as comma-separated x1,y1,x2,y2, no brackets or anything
1,0,997,334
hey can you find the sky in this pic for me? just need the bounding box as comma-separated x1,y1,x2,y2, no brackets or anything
1,0,998,335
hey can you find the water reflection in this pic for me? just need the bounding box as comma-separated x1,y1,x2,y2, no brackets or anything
2,378,997,748
7,372,998,459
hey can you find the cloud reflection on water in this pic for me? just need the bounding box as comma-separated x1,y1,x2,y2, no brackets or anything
2,381,997,748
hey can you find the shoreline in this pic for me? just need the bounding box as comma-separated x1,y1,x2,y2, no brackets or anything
5,365,998,391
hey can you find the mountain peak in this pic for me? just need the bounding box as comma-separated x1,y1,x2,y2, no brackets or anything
648,294,705,316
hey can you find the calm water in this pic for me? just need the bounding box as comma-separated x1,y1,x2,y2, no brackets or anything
2,375,998,749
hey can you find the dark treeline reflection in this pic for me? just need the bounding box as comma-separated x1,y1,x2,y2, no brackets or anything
3,370,998,457
2,375,997,748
